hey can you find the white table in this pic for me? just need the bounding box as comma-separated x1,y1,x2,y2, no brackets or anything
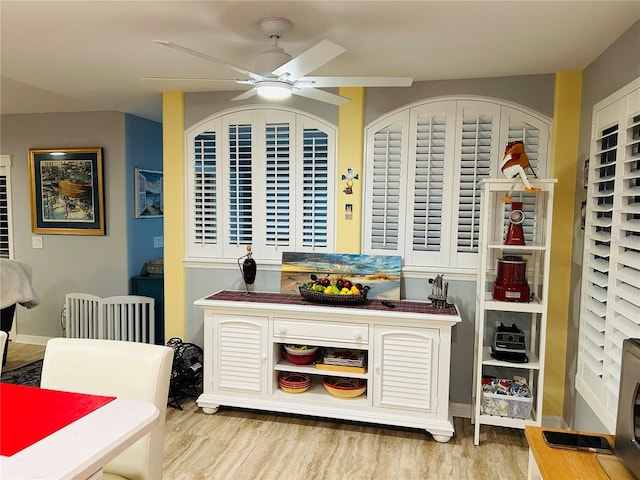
0,394,159,479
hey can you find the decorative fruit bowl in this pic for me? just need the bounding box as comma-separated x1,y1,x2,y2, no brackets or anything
322,376,367,398
283,345,319,365
298,277,370,306
278,372,311,393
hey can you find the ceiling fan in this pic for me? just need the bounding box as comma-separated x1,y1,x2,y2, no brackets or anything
147,17,413,106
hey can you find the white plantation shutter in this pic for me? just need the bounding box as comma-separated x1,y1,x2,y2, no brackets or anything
576,78,640,432
451,102,499,268
186,107,336,262
363,97,550,271
188,129,220,258
265,122,291,248
412,113,446,253
406,102,456,266
0,155,12,259
227,122,253,247
365,112,408,254
300,126,332,249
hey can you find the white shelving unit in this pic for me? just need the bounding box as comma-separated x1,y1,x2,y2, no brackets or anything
472,178,556,445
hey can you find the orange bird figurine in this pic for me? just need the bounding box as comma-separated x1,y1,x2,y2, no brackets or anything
500,140,540,202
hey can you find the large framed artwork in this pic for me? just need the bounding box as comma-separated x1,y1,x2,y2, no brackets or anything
28,147,105,235
134,168,163,218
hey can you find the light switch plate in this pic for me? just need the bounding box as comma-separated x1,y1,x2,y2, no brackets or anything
32,236,43,249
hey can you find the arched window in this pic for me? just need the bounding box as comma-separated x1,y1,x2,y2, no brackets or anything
363,96,551,274
185,106,337,263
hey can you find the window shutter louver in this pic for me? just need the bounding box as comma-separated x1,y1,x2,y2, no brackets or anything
228,123,253,246
265,122,291,248
368,122,405,251
0,163,10,259
577,80,640,432
301,127,330,248
456,112,495,254
192,131,219,252
412,112,446,253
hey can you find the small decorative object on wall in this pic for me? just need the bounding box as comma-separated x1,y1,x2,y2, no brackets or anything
28,147,105,235
341,167,359,195
135,168,163,218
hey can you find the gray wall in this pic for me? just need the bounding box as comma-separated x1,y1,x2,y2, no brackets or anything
182,73,556,406
0,111,161,340
1,111,128,338
566,20,640,432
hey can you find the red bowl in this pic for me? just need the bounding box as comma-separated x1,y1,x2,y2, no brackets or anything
285,350,318,365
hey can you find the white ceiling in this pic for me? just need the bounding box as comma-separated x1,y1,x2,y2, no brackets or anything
1,1,639,122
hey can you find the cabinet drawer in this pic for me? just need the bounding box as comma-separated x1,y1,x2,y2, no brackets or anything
273,318,369,345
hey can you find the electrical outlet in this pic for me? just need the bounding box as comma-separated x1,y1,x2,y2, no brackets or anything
154,236,163,248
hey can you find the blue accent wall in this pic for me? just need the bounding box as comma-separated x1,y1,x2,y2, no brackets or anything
125,114,163,277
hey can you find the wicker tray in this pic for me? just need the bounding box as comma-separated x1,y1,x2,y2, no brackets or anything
298,286,369,305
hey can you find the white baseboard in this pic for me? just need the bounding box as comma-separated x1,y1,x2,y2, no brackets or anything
451,402,472,418
13,334,53,346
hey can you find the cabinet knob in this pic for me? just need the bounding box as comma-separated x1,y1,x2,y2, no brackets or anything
278,325,287,334
352,330,362,340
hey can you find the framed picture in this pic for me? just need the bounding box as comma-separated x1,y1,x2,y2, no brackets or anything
135,168,163,218
28,147,105,235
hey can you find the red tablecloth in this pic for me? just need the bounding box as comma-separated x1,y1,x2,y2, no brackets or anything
0,383,115,457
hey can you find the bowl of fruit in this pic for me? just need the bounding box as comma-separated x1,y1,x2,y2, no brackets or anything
298,276,370,305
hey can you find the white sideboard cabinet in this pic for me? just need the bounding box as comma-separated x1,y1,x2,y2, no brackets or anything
195,290,462,442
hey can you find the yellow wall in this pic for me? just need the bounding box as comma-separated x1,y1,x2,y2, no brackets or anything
544,71,582,417
336,87,365,253
162,91,186,341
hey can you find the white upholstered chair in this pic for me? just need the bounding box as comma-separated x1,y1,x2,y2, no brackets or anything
40,338,173,480
0,330,7,372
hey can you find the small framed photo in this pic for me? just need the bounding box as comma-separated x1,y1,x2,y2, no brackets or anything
135,168,163,218
28,147,105,235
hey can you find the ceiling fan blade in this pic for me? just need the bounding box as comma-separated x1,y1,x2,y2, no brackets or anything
231,88,258,101
154,40,265,82
141,76,254,85
298,76,413,88
292,87,351,106
272,39,346,82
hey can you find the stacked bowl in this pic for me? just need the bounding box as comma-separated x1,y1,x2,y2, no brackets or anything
284,345,319,365
278,372,311,393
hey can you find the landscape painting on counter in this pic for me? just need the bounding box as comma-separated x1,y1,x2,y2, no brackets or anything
280,252,401,300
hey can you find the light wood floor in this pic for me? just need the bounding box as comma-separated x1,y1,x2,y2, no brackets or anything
5,342,529,479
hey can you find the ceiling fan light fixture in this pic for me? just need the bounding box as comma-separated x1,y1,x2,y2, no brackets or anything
256,81,292,100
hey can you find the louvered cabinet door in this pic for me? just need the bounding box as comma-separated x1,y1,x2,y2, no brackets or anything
212,314,269,394
373,326,439,413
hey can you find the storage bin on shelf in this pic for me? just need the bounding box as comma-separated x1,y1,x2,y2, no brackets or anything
480,377,533,419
